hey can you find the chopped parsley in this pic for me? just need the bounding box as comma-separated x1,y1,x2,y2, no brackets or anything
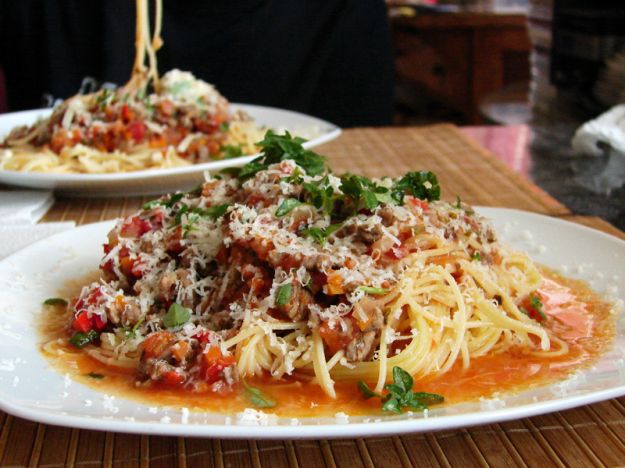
86,372,105,380
43,297,68,307
300,223,343,244
357,286,389,295
358,366,444,413
235,131,325,180
163,303,191,328
242,380,276,408
275,198,304,217
69,330,98,348
275,284,292,306
471,252,482,262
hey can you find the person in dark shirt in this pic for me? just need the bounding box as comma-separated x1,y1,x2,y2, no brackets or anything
0,0,394,127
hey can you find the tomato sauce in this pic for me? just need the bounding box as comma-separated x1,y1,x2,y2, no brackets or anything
39,268,615,417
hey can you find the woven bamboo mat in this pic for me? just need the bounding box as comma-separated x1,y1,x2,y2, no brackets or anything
3,125,625,467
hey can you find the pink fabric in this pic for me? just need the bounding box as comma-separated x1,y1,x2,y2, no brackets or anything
460,125,531,176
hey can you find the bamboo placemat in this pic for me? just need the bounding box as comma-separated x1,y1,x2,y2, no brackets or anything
4,126,625,467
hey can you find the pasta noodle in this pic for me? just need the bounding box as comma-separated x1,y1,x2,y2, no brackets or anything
0,0,264,174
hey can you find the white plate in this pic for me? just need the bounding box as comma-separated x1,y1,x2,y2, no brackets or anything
0,105,341,197
0,208,624,439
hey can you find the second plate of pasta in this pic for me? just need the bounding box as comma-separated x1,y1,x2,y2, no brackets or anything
0,105,340,197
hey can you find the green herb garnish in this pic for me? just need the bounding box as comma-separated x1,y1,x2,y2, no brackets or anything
87,372,105,380
471,252,482,262
143,192,184,211
391,171,440,204
69,330,98,348
237,131,325,180
358,366,444,413
275,198,304,217
242,380,277,408
219,122,230,132
275,284,292,306
300,223,343,245
43,297,68,307
357,286,389,295
163,303,191,328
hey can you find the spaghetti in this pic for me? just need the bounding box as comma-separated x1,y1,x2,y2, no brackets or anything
41,133,578,403
0,0,263,174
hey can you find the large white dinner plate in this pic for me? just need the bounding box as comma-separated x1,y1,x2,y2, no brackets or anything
0,208,623,439
0,105,341,197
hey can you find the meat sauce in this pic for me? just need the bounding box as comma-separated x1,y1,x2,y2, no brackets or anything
39,268,615,418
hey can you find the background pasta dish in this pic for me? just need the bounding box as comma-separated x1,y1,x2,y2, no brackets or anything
0,0,263,174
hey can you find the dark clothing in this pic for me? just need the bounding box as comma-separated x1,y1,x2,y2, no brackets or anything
0,0,394,127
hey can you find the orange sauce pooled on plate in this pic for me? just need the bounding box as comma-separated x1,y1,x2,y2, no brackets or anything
39,268,615,418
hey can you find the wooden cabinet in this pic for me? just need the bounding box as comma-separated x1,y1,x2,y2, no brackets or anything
392,12,531,123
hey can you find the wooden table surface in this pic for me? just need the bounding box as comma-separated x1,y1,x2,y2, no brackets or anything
2,124,625,467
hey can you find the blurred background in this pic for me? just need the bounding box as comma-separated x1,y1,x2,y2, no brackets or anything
1,0,624,226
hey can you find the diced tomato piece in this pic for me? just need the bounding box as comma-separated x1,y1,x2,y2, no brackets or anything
385,245,409,260
158,99,174,116
142,331,175,359
193,330,213,344
49,129,72,153
72,312,93,333
319,321,355,355
520,294,546,322
120,104,134,123
93,314,107,331
171,341,191,363
120,216,151,238
127,121,146,142
161,370,185,386
200,346,235,384
406,196,429,212
325,272,345,295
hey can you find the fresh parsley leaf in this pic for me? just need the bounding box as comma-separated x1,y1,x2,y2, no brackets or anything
221,144,243,159
144,193,184,211
471,252,482,262
275,198,303,217
454,195,462,209
174,204,190,225
163,303,191,328
300,223,343,244
219,121,230,132
357,286,389,295
43,297,68,307
357,366,444,414
391,171,440,204
358,381,383,399
87,372,105,380
166,193,185,208
275,284,292,306
193,204,230,220
70,330,98,348
242,380,277,408
237,131,326,180
143,199,163,210
238,159,267,180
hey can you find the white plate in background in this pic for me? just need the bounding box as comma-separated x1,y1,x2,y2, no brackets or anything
0,105,341,197
0,208,623,438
